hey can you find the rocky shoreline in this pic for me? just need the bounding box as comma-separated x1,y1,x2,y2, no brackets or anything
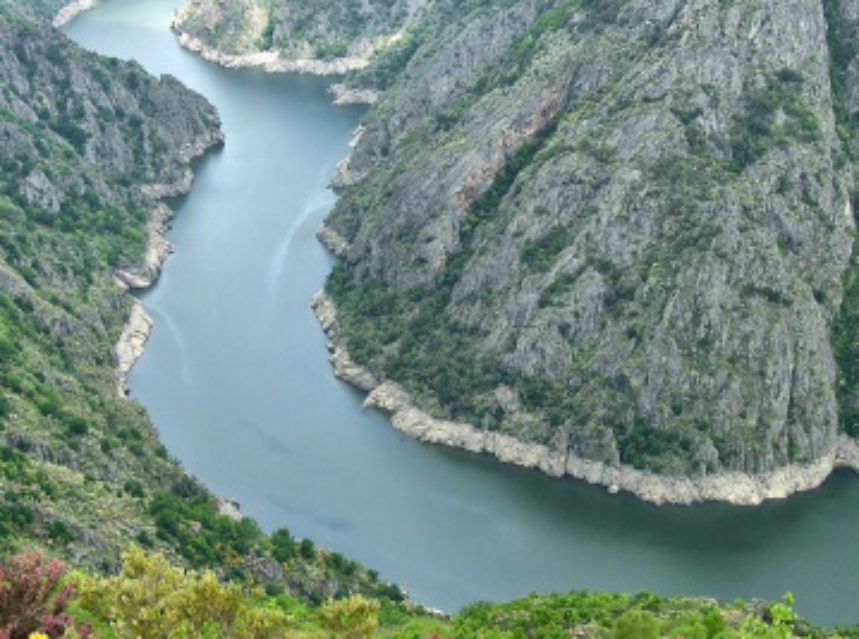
311,285,859,506
173,29,372,77
52,0,100,27
111,132,225,396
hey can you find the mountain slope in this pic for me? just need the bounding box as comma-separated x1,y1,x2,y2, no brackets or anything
177,0,859,504
323,0,859,503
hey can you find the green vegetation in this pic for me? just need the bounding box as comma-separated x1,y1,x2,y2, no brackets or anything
822,0,859,438
7,548,858,637
729,77,821,173
521,226,574,271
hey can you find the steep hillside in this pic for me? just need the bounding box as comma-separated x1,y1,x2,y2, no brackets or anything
0,0,406,603
323,0,859,504
178,0,859,504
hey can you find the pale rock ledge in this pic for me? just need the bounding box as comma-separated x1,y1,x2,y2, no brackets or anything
311,288,859,506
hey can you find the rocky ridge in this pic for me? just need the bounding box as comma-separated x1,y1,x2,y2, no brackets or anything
313,288,859,505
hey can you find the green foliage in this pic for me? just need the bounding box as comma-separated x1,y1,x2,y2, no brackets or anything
823,0,857,141
70,547,290,638
270,528,294,562
299,537,315,560
256,11,276,50
520,226,573,271
617,419,694,471
615,609,659,639
318,594,380,638
833,199,859,436
148,483,264,567
730,78,820,172
48,520,76,545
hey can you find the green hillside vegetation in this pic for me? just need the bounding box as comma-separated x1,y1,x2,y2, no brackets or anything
5,548,859,638
4,0,859,636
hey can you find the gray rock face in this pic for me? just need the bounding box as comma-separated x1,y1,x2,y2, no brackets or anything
323,0,859,481
180,0,859,496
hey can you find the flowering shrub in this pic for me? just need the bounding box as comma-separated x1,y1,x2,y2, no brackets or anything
0,552,91,639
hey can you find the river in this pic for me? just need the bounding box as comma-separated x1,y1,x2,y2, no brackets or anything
64,0,859,626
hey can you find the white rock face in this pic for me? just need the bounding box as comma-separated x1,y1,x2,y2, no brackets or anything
114,302,153,396
52,0,100,27
174,30,370,76
217,497,243,521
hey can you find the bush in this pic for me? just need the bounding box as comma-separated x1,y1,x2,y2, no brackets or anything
70,547,289,638
47,520,75,545
271,528,294,562
318,595,379,639
299,538,315,560
0,552,91,638
615,609,659,639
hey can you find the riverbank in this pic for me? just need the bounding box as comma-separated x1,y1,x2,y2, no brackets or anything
112,133,225,395
311,283,859,506
53,1,226,395
172,28,370,76
52,0,101,27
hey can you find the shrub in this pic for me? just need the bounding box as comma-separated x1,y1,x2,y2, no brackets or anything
615,609,659,639
70,547,289,638
0,552,91,638
318,594,380,638
271,528,294,562
299,538,315,560
47,521,75,545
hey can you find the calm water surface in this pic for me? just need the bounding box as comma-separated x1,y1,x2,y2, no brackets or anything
65,0,859,625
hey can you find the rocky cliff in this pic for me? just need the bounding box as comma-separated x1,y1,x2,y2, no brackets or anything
179,0,859,503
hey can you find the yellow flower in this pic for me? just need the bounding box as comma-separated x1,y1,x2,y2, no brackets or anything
28,633,49,639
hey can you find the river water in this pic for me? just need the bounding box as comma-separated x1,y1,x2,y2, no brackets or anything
64,0,859,626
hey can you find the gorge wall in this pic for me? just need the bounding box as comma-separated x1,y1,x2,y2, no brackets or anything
177,0,859,503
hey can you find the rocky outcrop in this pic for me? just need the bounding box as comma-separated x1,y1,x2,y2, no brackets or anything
173,30,371,75
115,302,153,396
312,291,380,392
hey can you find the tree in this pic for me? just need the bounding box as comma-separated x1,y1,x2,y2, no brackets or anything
69,547,289,638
